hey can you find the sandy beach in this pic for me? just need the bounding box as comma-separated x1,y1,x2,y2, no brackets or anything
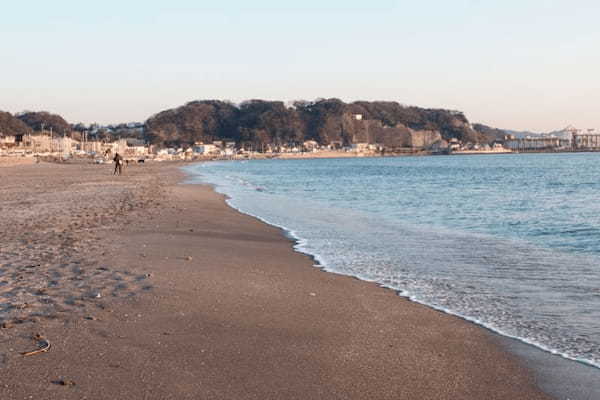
0,161,552,399
0,156,36,168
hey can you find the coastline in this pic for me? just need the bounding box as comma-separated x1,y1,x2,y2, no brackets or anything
0,162,553,399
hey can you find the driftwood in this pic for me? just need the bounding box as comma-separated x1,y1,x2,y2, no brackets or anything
21,334,51,356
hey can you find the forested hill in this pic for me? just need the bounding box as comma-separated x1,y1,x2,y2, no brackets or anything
17,111,71,134
0,111,32,136
2,101,508,148
0,110,71,137
144,99,500,147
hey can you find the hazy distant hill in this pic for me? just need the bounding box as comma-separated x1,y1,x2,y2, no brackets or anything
471,123,509,141
504,127,575,139
503,129,544,138
144,99,490,148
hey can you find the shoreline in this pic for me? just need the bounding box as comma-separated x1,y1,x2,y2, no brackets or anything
233,195,600,393
0,162,556,399
186,160,600,399
187,159,600,371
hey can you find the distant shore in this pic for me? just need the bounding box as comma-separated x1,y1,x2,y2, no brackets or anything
0,162,552,399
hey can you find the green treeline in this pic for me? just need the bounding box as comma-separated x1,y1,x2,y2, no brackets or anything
145,98,498,148
1,99,506,147
0,111,71,136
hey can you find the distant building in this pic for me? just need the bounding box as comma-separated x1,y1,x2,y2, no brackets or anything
122,138,148,156
303,140,319,152
448,138,461,152
505,137,569,151
430,139,448,152
126,138,146,147
80,140,104,154
328,141,343,150
110,139,128,155
193,143,218,155
55,137,78,155
222,141,236,156
572,132,600,150
0,135,16,147
351,143,370,153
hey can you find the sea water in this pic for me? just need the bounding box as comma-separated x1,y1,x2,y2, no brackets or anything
184,153,600,370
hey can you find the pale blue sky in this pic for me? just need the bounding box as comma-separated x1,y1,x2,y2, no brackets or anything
1,0,599,131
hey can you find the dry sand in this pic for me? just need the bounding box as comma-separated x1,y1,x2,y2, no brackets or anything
0,156,36,168
0,161,552,399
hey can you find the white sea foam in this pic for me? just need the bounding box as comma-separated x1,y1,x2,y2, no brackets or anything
183,157,600,370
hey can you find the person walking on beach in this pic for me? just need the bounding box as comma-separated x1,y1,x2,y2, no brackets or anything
113,152,123,175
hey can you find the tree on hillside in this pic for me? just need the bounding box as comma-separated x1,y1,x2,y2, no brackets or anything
145,100,239,146
16,111,71,134
472,123,507,143
237,100,304,148
142,98,495,148
0,111,32,136
295,98,347,144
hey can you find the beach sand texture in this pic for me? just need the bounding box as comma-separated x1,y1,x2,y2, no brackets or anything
0,162,551,399
0,157,36,168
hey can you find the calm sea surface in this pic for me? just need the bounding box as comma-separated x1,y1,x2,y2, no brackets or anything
185,153,600,368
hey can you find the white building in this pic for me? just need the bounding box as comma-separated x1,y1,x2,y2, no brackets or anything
505,137,569,151
193,143,218,155
0,135,16,145
351,143,370,153
448,138,461,152
303,140,319,152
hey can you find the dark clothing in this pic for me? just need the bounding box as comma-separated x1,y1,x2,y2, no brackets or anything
113,153,123,175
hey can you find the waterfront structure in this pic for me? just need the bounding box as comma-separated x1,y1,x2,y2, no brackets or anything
505,137,570,151
572,131,600,150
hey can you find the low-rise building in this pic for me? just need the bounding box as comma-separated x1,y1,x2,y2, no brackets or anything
430,139,449,152
193,143,218,155
448,138,461,152
505,137,569,151
351,143,370,153
572,133,600,149
0,135,16,145
303,140,319,152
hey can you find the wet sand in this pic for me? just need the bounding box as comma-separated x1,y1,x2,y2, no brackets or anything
0,161,552,399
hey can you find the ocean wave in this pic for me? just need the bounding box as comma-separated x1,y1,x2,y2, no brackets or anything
183,160,600,370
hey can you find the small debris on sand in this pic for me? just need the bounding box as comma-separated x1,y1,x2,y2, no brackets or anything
53,379,76,387
0,322,14,329
21,333,51,356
